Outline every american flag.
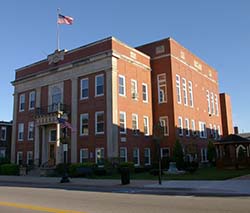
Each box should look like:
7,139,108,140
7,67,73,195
58,14,74,25
58,118,76,132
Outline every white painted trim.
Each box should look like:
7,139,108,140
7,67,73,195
119,111,127,134
142,83,148,103
120,147,127,162
0,127,6,141
19,94,25,112
80,113,89,136
28,91,35,110
143,116,149,136
80,78,89,100
118,75,126,97
95,74,104,97
80,148,89,163
144,148,151,166
95,111,105,134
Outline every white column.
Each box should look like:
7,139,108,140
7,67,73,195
34,87,41,166
56,121,61,164
71,77,78,163
11,92,18,163
41,126,48,164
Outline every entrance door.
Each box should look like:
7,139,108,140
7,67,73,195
48,144,56,166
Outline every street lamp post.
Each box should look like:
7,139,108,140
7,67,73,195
60,127,70,183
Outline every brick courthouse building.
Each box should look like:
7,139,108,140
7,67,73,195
11,37,233,167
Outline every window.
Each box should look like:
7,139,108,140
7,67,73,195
27,151,33,165
0,150,5,158
28,122,34,140
120,147,127,163
1,127,6,141
143,116,149,136
161,147,170,158
49,129,56,142
191,120,196,135
201,148,208,162
157,74,167,103
131,80,138,100
50,86,62,112
185,118,190,136
19,94,25,112
213,125,217,139
17,152,23,165
18,123,24,141
178,116,183,136
144,148,151,166
95,148,104,165
215,94,219,116
119,75,126,96
188,81,193,107
95,111,104,134
217,125,221,139
176,75,181,104
80,78,89,99
29,91,35,110
206,90,211,114
211,92,215,115
132,114,139,134
133,148,140,166
80,148,89,163
182,78,188,106
95,74,104,96
199,121,207,138
159,116,169,136
119,112,126,134
142,83,148,102
80,113,89,135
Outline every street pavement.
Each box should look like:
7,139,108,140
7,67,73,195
0,175,250,196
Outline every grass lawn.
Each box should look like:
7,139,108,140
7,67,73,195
91,167,250,180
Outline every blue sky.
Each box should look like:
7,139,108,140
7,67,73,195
1,0,249,132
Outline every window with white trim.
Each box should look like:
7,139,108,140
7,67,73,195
206,90,211,115
80,148,89,163
132,114,139,131
143,116,149,136
209,123,213,137
185,118,190,136
80,78,89,99
213,125,217,139
215,94,219,116
0,150,5,158
17,151,23,165
201,148,208,162
131,79,138,100
18,123,24,141
49,129,56,142
144,148,151,166
119,75,126,96
199,121,207,138
0,127,6,141
29,91,35,110
27,151,33,165
157,74,167,103
191,120,196,135
28,121,34,141
95,74,104,96
182,78,188,106
133,148,140,166
159,116,169,136
19,94,25,112
217,125,221,139
178,116,183,136
95,111,104,134
176,75,181,104
211,92,215,115
142,83,148,102
188,81,194,107
80,113,89,136
95,148,104,165
120,147,127,163
161,147,170,158
119,112,126,134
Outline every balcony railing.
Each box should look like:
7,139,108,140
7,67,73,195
35,103,70,116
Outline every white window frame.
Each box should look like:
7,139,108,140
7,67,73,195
80,78,89,100
143,116,149,136
17,151,23,165
131,79,138,100
217,125,221,139
49,129,56,142
80,113,89,136
19,94,25,112
201,148,208,162
185,118,190,137
206,90,211,115
211,92,215,115
178,116,183,136
215,94,219,116
18,123,24,141
28,121,34,141
182,78,188,106
161,147,170,158
0,149,6,158
144,148,151,166
119,111,126,134
80,148,89,163
191,119,196,134
118,75,126,96
27,151,33,165
95,111,104,134
133,148,140,166
95,74,104,97
176,75,181,104
188,81,194,107
120,147,127,163
142,83,148,103
1,127,6,141
199,121,207,138
132,113,139,131
213,124,217,139
157,73,167,103
159,116,169,136
95,148,104,165
29,91,35,110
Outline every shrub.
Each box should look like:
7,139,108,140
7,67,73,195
68,162,97,177
0,164,19,175
173,139,184,169
0,158,10,165
118,162,134,173
207,141,216,164
184,161,199,173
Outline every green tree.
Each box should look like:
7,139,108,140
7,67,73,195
173,139,184,169
207,141,216,164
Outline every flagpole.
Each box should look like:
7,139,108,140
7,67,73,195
57,8,60,51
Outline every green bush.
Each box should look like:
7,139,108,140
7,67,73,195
68,162,97,177
0,164,19,175
118,162,134,173
173,139,184,169
0,158,10,165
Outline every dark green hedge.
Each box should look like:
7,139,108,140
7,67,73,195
0,164,19,175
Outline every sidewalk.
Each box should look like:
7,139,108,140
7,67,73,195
0,175,250,196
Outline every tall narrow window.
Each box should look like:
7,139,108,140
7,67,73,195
18,123,24,141
182,78,188,106
80,78,89,99
143,116,149,136
132,114,139,132
17,152,23,165
95,111,104,134
144,148,151,166
133,148,140,166
211,92,215,115
217,125,221,139
159,116,169,136
191,120,196,135
95,148,104,165
157,74,167,103
80,113,89,135
0,127,6,141
213,125,217,139
29,91,35,110
19,94,25,112
176,75,181,104
185,118,190,136
120,147,127,163
206,90,211,114
199,121,207,138
178,116,183,136
27,151,33,165
119,112,126,134
95,74,104,96
188,81,193,107
131,80,138,100
119,75,126,96
80,149,89,163
28,121,34,141
142,83,148,102
215,94,219,116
